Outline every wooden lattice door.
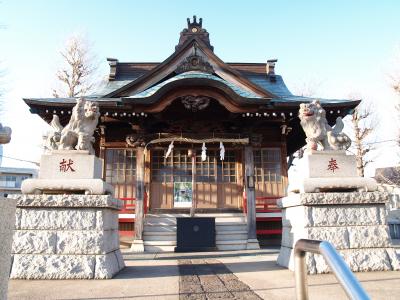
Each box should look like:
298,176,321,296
150,148,242,210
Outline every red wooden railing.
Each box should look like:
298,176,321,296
242,192,281,213
118,193,148,237
242,192,283,236
119,197,136,221
255,197,281,213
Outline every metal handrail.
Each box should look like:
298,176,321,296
294,239,370,300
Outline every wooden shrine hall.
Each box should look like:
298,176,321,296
24,16,359,251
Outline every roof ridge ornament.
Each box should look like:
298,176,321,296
176,16,214,52
187,15,202,28
175,43,214,74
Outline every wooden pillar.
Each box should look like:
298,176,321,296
132,146,145,252
99,125,106,179
244,146,260,249
189,149,196,217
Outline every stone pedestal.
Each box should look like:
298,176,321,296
246,238,261,250
291,151,377,193
21,150,113,195
0,198,16,300
9,194,125,279
277,192,400,274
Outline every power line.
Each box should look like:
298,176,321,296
0,155,39,166
365,139,397,145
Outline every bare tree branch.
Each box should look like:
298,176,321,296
53,34,98,98
350,100,376,177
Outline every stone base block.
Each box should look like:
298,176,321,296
10,194,124,279
277,191,399,274
95,251,126,279
281,225,391,250
301,177,378,193
277,246,400,274
39,150,102,179
21,178,114,195
11,250,125,279
279,192,389,208
0,198,16,300
303,150,358,178
289,151,378,193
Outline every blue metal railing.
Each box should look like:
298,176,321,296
294,239,370,300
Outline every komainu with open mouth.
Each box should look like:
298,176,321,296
299,100,351,151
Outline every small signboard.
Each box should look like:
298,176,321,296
173,182,192,207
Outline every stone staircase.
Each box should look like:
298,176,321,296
143,213,248,252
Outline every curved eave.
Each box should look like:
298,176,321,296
272,98,361,110
120,77,270,106
23,97,123,107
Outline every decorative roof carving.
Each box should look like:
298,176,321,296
176,43,214,74
126,135,146,148
181,95,210,112
176,15,214,51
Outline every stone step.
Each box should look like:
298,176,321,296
216,232,248,241
144,240,247,252
217,243,248,251
215,218,247,223
144,218,246,225
216,239,247,245
143,230,247,241
216,235,248,241
143,234,176,242
143,223,246,230
143,231,176,236
144,240,177,246
216,239,248,251
144,219,177,226
142,214,248,252
216,230,247,235
143,225,177,232
144,245,176,252
216,224,247,231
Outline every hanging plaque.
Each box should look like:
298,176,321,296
173,182,193,207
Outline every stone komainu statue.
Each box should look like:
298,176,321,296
45,98,100,154
299,100,351,151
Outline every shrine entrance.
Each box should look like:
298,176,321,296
149,147,243,210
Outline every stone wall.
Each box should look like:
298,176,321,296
0,198,16,300
277,192,400,274
9,194,125,279
378,184,400,224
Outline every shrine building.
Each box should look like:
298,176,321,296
24,16,359,251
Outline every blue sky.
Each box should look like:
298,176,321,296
1,0,400,175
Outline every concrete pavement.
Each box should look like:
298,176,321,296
8,248,400,300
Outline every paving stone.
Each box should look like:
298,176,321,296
178,258,262,300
